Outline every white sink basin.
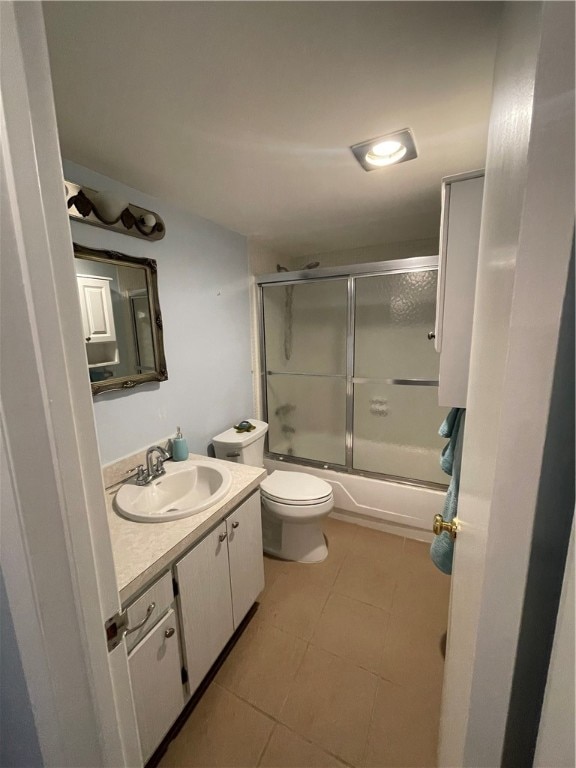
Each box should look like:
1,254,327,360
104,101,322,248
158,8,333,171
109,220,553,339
115,460,232,522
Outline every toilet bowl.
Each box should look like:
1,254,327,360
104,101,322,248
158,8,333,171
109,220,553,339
212,420,333,563
260,471,333,563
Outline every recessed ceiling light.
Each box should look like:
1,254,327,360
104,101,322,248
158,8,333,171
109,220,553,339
350,129,417,172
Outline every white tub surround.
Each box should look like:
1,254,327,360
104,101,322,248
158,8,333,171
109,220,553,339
264,458,444,540
104,453,265,604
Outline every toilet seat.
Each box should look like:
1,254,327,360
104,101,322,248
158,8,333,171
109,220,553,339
260,470,332,505
262,494,333,522
261,489,333,506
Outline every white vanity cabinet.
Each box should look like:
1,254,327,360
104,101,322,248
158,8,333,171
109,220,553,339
128,609,185,763
124,490,264,762
435,171,484,407
175,492,264,695
226,493,265,627
175,521,234,695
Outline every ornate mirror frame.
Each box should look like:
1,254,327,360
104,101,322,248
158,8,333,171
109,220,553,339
73,243,168,396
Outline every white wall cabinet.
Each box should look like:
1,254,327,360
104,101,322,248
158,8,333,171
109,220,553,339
128,609,185,763
435,171,484,407
175,492,264,695
76,274,116,344
76,274,119,367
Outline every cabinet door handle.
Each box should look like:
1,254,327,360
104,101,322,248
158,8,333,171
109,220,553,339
85,336,91,342
218,532,228,542
231,521,240,529
125,602,156,635
427,331,436,340
164,627,175,639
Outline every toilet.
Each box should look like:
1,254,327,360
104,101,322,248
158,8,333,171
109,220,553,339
212,419,333,563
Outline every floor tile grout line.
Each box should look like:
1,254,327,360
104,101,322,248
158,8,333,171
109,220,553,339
278,723,358,768
217,626,429,715
276,639,311,721
330,582,396,614
255,721,276,768
297,641,384,681
216,672,360,768
361,662,382,768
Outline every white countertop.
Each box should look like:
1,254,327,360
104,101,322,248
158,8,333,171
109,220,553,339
105,454,266,605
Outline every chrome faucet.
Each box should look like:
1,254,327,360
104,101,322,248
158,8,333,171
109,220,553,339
135,445,170,485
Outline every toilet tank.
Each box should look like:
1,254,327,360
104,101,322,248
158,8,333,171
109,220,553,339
212,419,268,467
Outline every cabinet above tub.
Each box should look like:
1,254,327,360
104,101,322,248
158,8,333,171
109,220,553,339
435,170,485,408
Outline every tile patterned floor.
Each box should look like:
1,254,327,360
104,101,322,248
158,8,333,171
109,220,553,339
159,517,450,768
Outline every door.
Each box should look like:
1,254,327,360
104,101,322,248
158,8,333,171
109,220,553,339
77,275,116,343
227,493,265,627
353,269,449,484
128,610,185,763
262,278,349,465
439,3,575,765
175,522,234,694
1,3,139,765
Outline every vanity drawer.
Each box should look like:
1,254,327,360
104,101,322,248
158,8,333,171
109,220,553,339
125,571,174,652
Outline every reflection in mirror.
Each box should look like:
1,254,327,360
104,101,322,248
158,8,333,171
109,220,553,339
73,244,168,395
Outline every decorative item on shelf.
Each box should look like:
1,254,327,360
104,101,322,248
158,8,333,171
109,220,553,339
234,420,256,433
65,180,166,241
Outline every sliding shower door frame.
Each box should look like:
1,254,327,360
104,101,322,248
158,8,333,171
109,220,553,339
257,256,447,491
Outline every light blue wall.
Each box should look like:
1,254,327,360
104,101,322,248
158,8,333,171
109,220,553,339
64,161,253,465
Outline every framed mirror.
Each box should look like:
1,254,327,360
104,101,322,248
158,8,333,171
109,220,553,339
73,243,168,395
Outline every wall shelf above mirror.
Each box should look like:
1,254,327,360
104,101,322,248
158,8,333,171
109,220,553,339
73,244,168,396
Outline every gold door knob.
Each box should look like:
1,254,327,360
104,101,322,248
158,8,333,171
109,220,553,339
433,513,458,539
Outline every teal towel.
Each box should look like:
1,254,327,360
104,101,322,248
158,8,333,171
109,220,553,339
430,408,465,575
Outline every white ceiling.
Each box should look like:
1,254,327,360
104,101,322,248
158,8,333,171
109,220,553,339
44,2,502,257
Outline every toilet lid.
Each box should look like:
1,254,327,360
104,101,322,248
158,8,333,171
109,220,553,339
260,471,332,503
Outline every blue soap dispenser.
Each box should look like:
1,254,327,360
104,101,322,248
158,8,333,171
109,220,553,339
172,426,188,462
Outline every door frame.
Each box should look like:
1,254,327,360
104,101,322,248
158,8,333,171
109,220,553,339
1,3,140,765
439,2,575,765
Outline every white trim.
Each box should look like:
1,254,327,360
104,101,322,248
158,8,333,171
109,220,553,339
439,2,575,765
330,510,434,543
1,3,140,765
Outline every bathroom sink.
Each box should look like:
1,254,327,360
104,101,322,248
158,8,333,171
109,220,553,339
115,460,232,522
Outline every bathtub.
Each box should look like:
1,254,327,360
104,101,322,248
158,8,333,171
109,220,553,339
264,456,446,541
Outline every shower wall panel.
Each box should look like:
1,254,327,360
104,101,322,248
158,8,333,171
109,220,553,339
353,271,448,484
263,280,348,464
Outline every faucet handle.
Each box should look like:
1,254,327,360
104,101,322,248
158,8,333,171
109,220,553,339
126,464,148,484
154,457,167,476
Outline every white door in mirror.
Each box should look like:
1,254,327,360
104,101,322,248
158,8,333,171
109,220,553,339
115,460,232,522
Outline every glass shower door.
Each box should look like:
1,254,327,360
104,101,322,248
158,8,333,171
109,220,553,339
262,279,348,465
353,269,449,484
